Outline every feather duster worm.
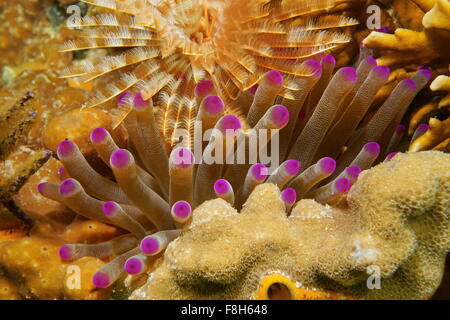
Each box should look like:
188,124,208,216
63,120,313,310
60,0,358,147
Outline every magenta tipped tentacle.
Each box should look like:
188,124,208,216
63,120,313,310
102,201,147,239
90,127,109,145
235,163,269,208
123,93,169,191
319,157,337,175
249,84,259,95
58,245,72,261
385,152,399,162
92,247,140,288
279,60,323,159
109,149,172,230
140,230,181,256
203,96,225,116
37,182,62,202
214,179,235,205
124,254,152,276
315,62,389,161
56,140,130,204
289,66,358,168
247,70,284,127
343,166,362,184
289,157,336,199
269,105,289,127
59,236,138,262
322,54,336,66
281,188,297,213
218,115,242,136
169,147,194,206
90,128,162,196
330,142,381,179
309,177,351,205
110,149,131,169
171,201,192,225
194,115,241,205
251,163,269,181
266,160,300,189
411,124,430,143
133,92,150,108
195,80,215,101
92,272,110,289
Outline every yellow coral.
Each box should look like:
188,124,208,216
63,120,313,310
363,0,450,67
430,72,450,108
409,118,450,151
131,151,449,300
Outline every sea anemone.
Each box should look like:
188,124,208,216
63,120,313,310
37,46,434,293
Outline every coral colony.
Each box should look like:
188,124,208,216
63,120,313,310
0,0,449,300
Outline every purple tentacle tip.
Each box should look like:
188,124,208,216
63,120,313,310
117,91,133,106
376,26,393,34
172,201,191,219
285,160,301,176
57,140,75,159
265,70,284,86
90,128,108,144
322,55,336,65
102,201,117,216
59,179,78,196
364,142,380,156
340,67,357,83
172,147,194,168
203,96,224,115
335,178,351,193
214,179,230,195
396,124,406,134
364,57,378,67
110,149,131,169
416,123,430,134
220,115,241,135
402,79,417,91
195,80,214,97
271,105,289,127
305,59,322,77
125,258,143,275
37,182,47,195
374,65,390,79
93,272,110,288
386,152,399,161
249,84,259,95
282,188,297,204
251,163,268,181
140,236,160,255
319,157,336,175
346,166,362,181
58,245,71,261
418,68,433,81
133,92,149,108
